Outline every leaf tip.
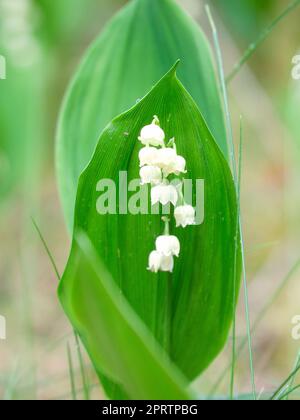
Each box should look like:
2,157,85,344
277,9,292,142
164,60,181,80
172,59,181,74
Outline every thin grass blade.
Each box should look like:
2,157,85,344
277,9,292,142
226,0,300,83
206,5,256,400
66,341,77,401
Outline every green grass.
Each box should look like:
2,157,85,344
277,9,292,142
67,341,77,400
270,364,300,400
209,257,300,396
226,0,300,82
206,5,256,400
31,218,92,401
230,119,243,400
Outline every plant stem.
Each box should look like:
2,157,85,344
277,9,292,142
31,219,91,400
165,274,172,357
270,364,300,400
278,384,300,401
31,217,61,281
75,332,90,401
206,5,256,400
163,217,170,235
67,341,77,400
230,119,243,400
161,215,172,356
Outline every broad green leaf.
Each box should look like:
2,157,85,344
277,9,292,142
0,8,46,199
213,0,274,41
59,63,241,396
59,233,192,400
35,0,126,48
0,0,125,202
56,0,227,228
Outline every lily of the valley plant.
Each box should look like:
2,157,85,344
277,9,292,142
57,4,241,395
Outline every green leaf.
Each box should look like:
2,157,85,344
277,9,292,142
35,0,120,48
0,39,46,199
59,63,241,397
214,0,274,42
59,232,192,400
56,0,227,228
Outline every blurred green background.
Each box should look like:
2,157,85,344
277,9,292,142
0,0,300,399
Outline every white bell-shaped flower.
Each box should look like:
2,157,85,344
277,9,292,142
156,148,177,171
138,147,158,167
140,165,162,185
156,235,180,257
151,184,178,206
148,251,174,273
174,205,196,228
173,155,186,175
159,254,174,272
138,118,165,147
148,251,162,273
156,148,186,176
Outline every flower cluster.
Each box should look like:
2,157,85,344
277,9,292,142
138,116,196,273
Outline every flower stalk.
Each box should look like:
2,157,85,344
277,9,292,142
138,116,196,273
